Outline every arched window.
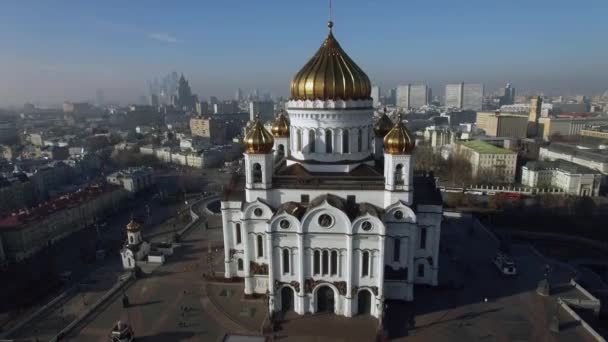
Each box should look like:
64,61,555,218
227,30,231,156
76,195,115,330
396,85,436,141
277,144,285,157
362,251,370,277
308,130,315,152
342,129,349,153
393,238,401,262
257,235,263,257
235,223,242,244
322,250,329,275
417,264,425,277
282,249,290,274
357,128,363,152
253,163,262,183
129,235,134,244
237,258,244,271
313,250,320,275
420,228,427,249
330,251,338,276
395,164,404,185
296,129,302,151
325,130,333,153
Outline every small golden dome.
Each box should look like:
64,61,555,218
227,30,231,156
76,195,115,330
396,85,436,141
126,219,141,232
244,116,274,154
384,119,414,154
290,22,371,101
374,111,393,137
271,111,290,138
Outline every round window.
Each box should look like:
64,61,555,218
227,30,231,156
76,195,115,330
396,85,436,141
279,219,290,229
362,221,372,231
318,214,333,228
394,210,404,220
254,208,263,217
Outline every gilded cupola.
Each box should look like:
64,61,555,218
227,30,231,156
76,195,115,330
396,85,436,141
374,108,393,137
290,21,371,101
244,116,274,154
126,219,141,232
383,117,414,154
271,111,290,138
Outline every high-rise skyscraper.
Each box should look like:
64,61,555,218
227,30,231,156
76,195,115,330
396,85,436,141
527,96,542,138
236,88,243,102
396,84,411,109
371,86,381,107
409,84,430,109
95,89,105,107
396,84,430,110
497,83,515,106
389,88,397,106
445,83,483,111
249,100,275,122
177,74,196,109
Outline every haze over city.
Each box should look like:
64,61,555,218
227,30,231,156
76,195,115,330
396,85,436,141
1,0,607,107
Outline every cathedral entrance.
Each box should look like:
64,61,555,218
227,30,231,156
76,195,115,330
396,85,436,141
281,287,294,312
357,290,371,315
316,286,335,313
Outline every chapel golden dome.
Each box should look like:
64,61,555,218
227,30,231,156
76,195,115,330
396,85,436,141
244,116,274,154
126,219,141,232
384,118,414,154
290,21,371,101
270,111,290,138
374,109,393,137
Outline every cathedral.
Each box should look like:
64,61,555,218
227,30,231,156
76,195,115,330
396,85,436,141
220,20,442,319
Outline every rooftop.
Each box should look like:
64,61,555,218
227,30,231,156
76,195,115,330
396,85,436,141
459,140,515,154
524,159,600,174
545,143,608,163
0,183,122,229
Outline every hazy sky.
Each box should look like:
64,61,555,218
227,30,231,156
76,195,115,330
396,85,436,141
1,0,607,107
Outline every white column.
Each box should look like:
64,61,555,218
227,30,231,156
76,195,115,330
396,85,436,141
265,232,275,312
243,221,253,294
221,210,232,278
297,234,305,314
345,235,354,317
378,236,385,297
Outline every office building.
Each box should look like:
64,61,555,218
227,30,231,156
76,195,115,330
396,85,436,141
196,101,210,116
249,100,275,122
395,84,430,110
497,83,515,106
580,125,608,140
522,160,601,196
537,116,608,141
445,83,483,111
190,116,227,145
476,112,528,138
455,140,517,183
539,143,608,176
214,101,239,114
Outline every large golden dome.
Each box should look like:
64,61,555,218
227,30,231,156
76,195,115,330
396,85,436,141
244,116,274,154
271,111,290,138
290,21,371,101
374,110,393,137
384,119,414,154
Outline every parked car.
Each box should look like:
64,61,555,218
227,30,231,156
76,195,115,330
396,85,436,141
493,251,517,275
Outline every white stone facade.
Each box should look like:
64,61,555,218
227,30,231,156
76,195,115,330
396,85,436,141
220,100,442,319
521,160,602,196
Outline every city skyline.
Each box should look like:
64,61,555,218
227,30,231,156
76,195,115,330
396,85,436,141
1,0,607,106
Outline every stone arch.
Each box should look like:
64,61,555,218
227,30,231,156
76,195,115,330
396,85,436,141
300,204,352,235
352,214,386,235
312,283,339,314
252,162,262,183
384,201,416,223
325,129,333,153
356,288,373,315
308,129,316,153
279,285,296,312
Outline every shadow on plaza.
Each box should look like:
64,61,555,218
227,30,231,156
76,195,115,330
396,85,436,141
384,217,555,339
135,331,198,341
